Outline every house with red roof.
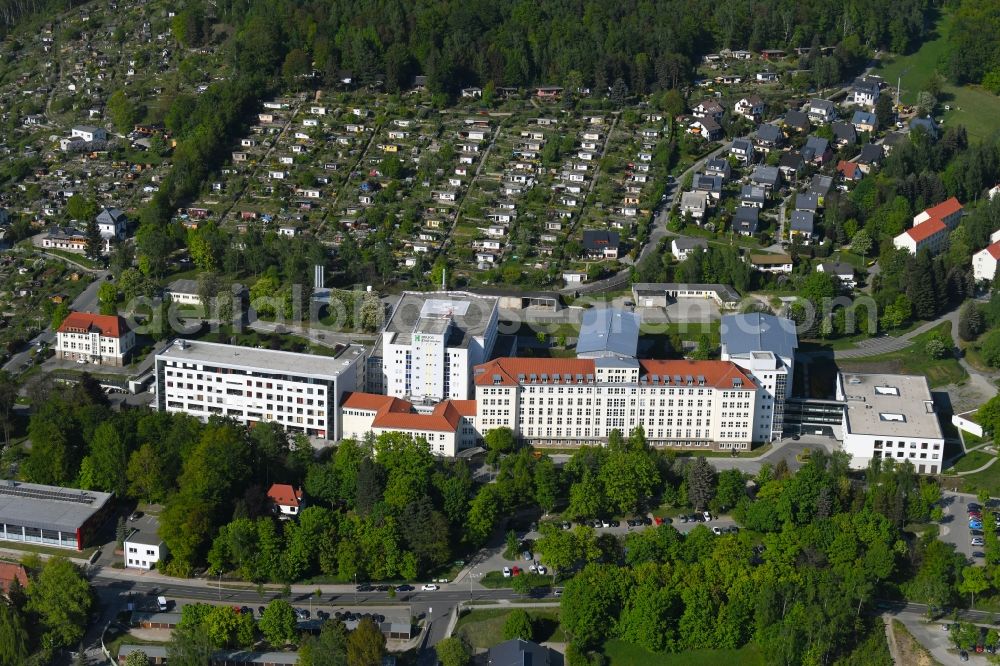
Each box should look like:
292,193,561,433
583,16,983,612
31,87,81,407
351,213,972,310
836,160,863,182
0,562,28,597
973,240,1000,283
55,312,134,366
340,393,479,456
267,484,305,518
893,198,964,256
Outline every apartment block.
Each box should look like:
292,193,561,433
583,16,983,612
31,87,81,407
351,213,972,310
56,312,134,367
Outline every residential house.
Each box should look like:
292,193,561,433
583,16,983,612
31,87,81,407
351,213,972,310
0,563,28,597
832,121,857,147
754,123,783,151
783,110,810,133
733,207,760,236
849,76,881,107
267,484,305,518
789,210,816,242
692,100,725,121
882,131,907,154
704,158,732,181
973,241,1000,283
756,71,779,83
693,173,723,201
802,136,832,164
851,110,878,134
806,99,837,124
856,143,884,173
795,192,819,215
734,95,765,121
836,160,864,182
750,165,781,194
461,87,482,98
582,230,620,259
96,207,127,240
750,253,794,273
671,237,708,261
817,261,857,288
730,137,755,164
681,191,710,220
809,175,834,205
777,151,805,181
909,116,939,139
124,528,167,570
688,117,722,141
739,185,768,209
563,271,587,285
761,49,786,60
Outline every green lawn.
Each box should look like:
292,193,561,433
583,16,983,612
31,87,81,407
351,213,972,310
602,641,766,666
836,322,968,388
873,9,1000,140
945,450,994,474
454,608,564,649
953,460,1000,497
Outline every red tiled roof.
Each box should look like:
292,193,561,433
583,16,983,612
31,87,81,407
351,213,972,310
0,563,27,595
986,241,1000,260
906,217,947,243
923,196,962,221
473,358,753,389
836,160,861,178
267,483,303,508
341,392,474,433
57,312,127,337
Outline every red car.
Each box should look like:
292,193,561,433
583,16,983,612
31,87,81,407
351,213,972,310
511,566,522,576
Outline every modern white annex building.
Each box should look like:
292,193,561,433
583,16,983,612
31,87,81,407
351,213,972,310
368,291,499,402
155,339,365,441
473,358,759,450
720,313,798,442
836,372,944,474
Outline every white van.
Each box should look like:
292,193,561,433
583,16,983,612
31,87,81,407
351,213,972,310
157,596,168,612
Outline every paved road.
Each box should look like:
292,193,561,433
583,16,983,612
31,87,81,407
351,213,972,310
886,602,996,665
2,270,107,375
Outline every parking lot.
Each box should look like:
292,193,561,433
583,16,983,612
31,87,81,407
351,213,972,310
470,512,739,580
939,491,995,562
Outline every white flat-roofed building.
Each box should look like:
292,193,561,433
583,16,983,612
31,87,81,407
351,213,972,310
836,372,944,474
721,313,798,442
474,358,758,451
369,291,499,402
155,339,365,442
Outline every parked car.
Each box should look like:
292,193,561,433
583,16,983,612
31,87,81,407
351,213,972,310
523,550,533,561
968,503,982,511
536,565,547,575
129,511,142,521
609,520,620,527
561,522,572,530
970,520,983,529
712,526,723,535
971,537,985,546
703,511,712,521
502,567,512,578
421,584,439,591
396,584,414,592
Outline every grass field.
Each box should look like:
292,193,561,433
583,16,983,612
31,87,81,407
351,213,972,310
602,641,766,666
945,449,994,474
873,9,1000,140
453,608,564,649
836,322,968,388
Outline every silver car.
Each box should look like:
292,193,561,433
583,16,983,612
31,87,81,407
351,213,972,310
971,537,985,547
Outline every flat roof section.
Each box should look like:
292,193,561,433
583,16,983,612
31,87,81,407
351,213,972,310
156,339,363,379
0,480,112,533
384,291,498,347
839,372,943,439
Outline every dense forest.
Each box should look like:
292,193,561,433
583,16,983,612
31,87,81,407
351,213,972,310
200,0,937,94
946,0,1000,91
